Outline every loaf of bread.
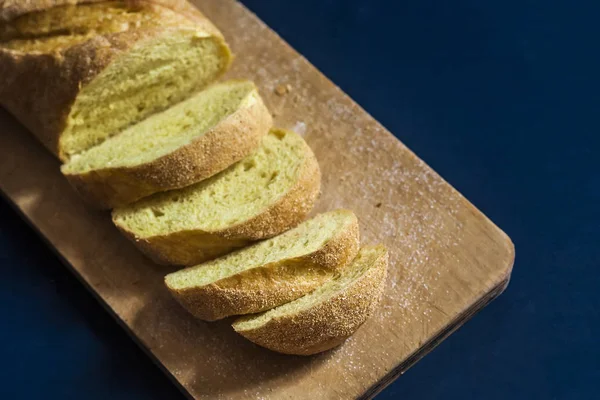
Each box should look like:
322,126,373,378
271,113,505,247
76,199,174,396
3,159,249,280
112,128,321,266
0,0,231,161
61,80,271,209
164,210,360,321
232,245,388,355
1,1,389,356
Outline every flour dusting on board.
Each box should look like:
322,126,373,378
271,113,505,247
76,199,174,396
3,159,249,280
338,126,464,330
326,97,357,122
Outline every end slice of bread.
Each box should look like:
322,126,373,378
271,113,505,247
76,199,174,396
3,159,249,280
232,245,388,355
0,1,232,161
164,210,360,321
61,80,271,209
112,128,321,266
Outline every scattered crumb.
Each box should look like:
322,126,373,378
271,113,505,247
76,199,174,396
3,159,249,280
375,202,382,208
275,86,286,96
274,83,292,96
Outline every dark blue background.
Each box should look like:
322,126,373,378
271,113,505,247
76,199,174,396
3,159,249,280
1,1,598,398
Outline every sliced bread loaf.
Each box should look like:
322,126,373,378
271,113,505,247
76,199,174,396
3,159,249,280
0,0,231,160
61,80,271,209
232,245,388,355
112,128,321,265
164,210,360,321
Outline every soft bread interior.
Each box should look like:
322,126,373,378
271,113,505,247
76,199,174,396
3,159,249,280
62,81,256,173
61,30,229,159
233,245,387,331
0,2,231,159
164,210,357,289
112,129,313,236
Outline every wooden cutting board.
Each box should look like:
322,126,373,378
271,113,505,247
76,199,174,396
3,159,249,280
0,1,515,399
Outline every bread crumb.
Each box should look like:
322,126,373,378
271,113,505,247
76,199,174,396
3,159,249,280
274,84,292,96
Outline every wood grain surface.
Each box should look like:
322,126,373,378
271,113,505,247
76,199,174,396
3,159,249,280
0,1,515,399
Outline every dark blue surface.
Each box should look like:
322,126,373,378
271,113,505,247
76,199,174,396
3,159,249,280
1,1,598,399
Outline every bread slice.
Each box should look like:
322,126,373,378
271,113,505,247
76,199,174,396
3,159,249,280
232,245,388,355
0,1,231,160
61,80,271,209
163,210,360,321
112,128,321,265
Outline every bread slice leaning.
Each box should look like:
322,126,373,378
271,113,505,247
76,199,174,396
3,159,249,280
232,245,388,355
0,0,231,161
112,128,321,266
164,210,360,321
61,80,271,209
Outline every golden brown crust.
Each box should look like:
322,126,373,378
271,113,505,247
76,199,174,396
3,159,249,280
232,246,389,355
113,129,322,265
61,89,273,209
0,1,229,160
0,32,126,157
0,0,216,27
165,213,360,321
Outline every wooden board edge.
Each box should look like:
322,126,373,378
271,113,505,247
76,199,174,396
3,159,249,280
0,190,195,400
360,274,513,400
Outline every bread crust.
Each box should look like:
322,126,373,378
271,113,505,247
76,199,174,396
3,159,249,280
165,212,360,321
112,129,322,265
232,246,389,355
0,0,218,28
0,1,230,160
61,88,273,209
